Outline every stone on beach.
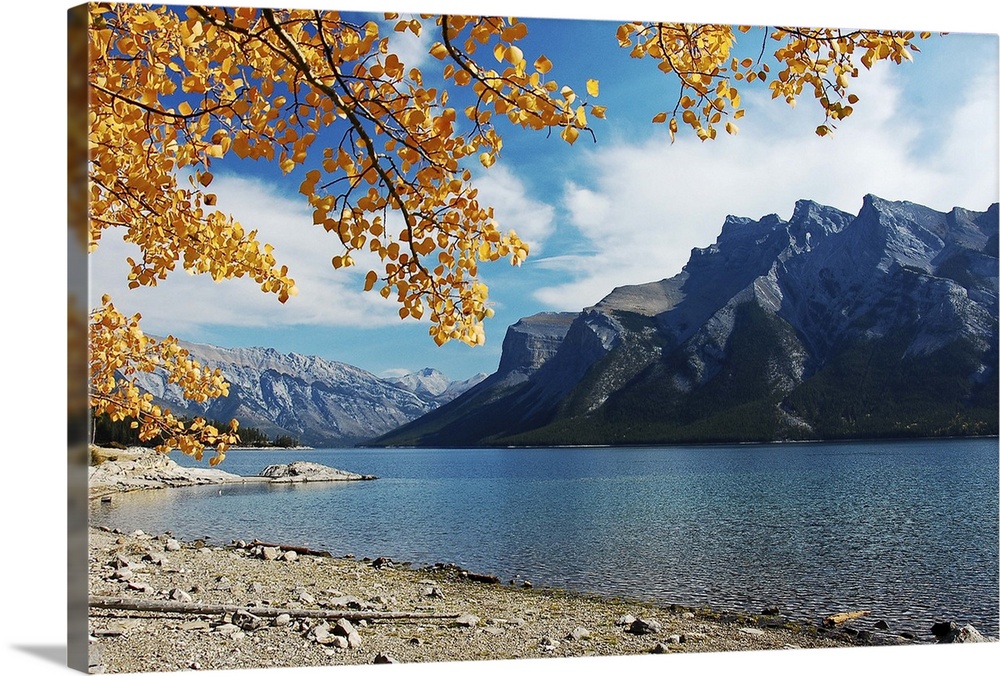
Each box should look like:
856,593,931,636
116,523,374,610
933,622,994,644
232,609,266,632
627,618,662,635
453,613,480,628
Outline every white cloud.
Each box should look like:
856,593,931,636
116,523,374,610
379,367,413,379
88,175,404,336
533,62,999,311
381,16,435,73
473,164,557,253
926,69,1000,208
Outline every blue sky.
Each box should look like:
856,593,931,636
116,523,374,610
87,1,1000,382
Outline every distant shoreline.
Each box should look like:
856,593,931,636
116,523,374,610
225,445,315,451
360,434,999,450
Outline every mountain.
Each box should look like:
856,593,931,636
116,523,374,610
385,368,488,405
129,341,478,447
373,195,999,447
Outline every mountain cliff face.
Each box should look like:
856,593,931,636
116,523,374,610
130,342,478,447
374,195,999,447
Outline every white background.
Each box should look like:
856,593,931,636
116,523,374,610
3,1,997,675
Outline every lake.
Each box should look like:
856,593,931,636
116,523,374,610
89,437,999,638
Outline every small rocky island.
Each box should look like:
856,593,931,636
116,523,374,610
88,446,376,500
259,461,377,483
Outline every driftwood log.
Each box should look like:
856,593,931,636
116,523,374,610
89,596,461,622
822,610,871,627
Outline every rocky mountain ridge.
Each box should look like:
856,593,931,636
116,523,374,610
129,341,481,447
385,368,488,405
374,195,998,447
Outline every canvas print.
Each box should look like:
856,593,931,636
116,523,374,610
72,1,998,674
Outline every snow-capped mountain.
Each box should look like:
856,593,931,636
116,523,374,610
385,368,488,405
129,341,480,447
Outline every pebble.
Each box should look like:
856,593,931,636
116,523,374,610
310,624,336,645
178,620,211,632
539,636,560,652
628,618,661,635
168,588,192,603
125,582,155,594
454,613,480,628
143,552,169,566
232,609,266,631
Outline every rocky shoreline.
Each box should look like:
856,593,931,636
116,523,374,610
88,446,376,500
86,447,995,674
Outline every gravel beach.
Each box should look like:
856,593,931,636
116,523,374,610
88,524,869,674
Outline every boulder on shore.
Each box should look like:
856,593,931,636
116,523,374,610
933,622,995,644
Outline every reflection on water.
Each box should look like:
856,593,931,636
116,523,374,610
90,438,999,637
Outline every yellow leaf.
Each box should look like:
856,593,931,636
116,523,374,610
586,79,599,97
429,42,448,60
652,112,667,124
534,55,552,74
561,126,579,144
364,270,378,291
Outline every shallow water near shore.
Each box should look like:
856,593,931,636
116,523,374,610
90,437,999,638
